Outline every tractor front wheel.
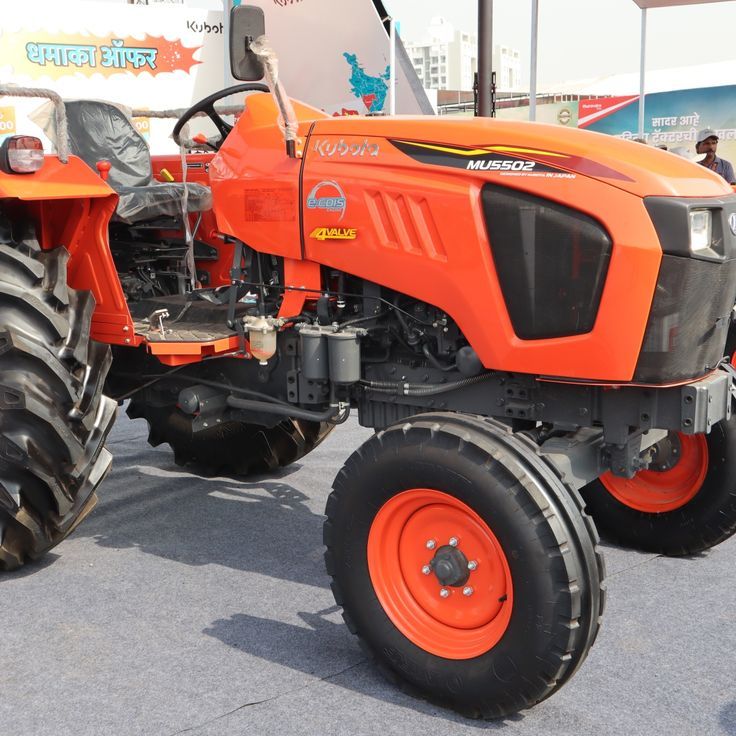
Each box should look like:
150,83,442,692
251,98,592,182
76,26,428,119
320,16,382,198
324,413,605,718
580,418,736,555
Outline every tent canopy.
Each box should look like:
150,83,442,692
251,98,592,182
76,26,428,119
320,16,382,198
631,0,734,133
632,0,731,8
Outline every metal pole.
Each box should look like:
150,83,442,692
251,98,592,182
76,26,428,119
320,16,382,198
223,0,231,88
529,0,539,121
478,0,493,117
389,16,396,115
638,8,647,137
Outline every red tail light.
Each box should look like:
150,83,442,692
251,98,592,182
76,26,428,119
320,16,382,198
0,136,44,174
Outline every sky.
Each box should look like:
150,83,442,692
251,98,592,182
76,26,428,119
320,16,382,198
382,0,736,87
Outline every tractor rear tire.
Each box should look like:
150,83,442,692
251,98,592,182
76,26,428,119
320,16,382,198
0,222,116,570
580,419,736,555
127,394,333,477
324,413,605,718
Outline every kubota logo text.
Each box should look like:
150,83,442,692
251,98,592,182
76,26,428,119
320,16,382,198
313,138,380,158
310,227,357,241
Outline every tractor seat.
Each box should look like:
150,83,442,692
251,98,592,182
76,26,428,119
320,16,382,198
63,100,212,225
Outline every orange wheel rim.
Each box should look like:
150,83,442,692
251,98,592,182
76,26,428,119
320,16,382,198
367,488,513,660
600,433,708,513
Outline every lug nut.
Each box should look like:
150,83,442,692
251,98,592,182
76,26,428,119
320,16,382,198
463,586,474,597
439,588,450,598
467,560,478,571
449,537,458,547
426,539,436,550
421,565,432,575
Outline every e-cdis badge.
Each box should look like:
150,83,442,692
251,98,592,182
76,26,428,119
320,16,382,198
306,180,347,221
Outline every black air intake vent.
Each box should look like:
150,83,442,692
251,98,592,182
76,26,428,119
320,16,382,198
482,184,612,339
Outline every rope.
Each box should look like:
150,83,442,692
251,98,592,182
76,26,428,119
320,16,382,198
0,84,69,162
130,105,243,119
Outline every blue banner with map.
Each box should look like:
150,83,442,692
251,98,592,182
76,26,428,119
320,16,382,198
239,0,431,116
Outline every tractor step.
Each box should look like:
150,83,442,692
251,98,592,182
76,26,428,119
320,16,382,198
129,294,248,343
129,294,250,365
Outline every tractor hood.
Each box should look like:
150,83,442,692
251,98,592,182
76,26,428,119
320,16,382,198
309,116,733,199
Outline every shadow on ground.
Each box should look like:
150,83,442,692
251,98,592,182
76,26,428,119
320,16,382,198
720,701,736,735
202,606,518,730
80,452,331,588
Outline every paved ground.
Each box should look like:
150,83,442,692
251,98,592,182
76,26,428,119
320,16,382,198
2,410,735,736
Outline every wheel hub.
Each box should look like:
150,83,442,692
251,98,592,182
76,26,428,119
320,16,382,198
648,433,682,472
430,544,470,587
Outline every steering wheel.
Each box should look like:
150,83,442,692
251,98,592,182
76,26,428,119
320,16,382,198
172,82,270,151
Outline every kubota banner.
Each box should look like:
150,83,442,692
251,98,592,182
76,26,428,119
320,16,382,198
0,0,430,155
0,0,225,152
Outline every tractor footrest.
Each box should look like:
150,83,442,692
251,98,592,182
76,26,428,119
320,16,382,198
129,294,249,365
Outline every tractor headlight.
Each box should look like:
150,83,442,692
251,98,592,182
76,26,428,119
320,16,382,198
689,209,713,253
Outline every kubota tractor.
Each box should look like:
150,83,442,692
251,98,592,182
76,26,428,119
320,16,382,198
1,6,735,718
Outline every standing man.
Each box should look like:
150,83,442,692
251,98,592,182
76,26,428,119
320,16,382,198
695,128,736,184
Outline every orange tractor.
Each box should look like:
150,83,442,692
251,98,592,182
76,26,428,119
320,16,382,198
1,6,735,718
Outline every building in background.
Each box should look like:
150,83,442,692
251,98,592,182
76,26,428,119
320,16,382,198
493,44,521,92
404,17,476,91
404,16,520,93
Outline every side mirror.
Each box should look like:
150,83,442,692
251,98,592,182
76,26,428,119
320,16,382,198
230,6,266,81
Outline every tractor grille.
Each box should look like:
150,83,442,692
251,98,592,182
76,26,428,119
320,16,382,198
633,254,736,383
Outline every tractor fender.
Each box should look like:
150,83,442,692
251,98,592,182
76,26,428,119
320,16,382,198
0,155,135,345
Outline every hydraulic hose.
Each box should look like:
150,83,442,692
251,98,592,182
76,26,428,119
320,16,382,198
226,395,342,422
421,343,456,372
361,372,494,397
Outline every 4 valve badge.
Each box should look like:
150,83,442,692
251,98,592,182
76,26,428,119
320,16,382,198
310,227,357,241
306,180,347,221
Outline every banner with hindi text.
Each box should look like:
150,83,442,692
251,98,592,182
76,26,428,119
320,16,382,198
579,85,736,163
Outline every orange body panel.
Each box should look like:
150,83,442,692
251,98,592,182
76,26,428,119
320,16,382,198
278,258,321,318
148,335,244,366
210,94,329,260
211,106,734,383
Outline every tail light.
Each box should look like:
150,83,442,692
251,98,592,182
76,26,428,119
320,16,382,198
0,136,44,174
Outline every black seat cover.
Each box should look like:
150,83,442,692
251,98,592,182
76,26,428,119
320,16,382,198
63,100,212,224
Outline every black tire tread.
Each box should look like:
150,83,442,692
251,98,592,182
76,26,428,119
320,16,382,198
581,418,736,555
0,224,116,570
127,393,333,477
